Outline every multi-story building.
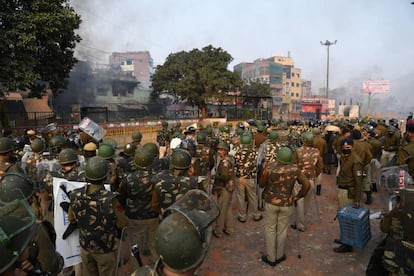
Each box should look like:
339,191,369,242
109,51,153,89
301,80,312,98
234,54,303,119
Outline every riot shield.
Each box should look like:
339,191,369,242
78,117,106,143
378,165,413,211
162,189,220,237
115,227,141,276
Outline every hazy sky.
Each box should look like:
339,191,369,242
71,0,414,93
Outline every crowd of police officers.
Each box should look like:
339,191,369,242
0,114,413,275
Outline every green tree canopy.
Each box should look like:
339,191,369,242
0,0,81,98
240,79,271,108
151,45,243,118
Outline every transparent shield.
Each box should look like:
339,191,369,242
162,189,220,235
115,227,140,276
378,165,413,210
0,197,36,274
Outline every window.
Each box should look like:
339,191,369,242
296,93,299,97
291,93,294,96
126,60,133,65
291,82,295,87
96,87,107,96
296,83,300,87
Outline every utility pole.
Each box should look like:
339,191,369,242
320,40,337,100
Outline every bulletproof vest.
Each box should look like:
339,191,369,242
264,163,298,206
70,186,118,253
235,146,257,178
296,147,318,180
153,172,191,210
124,169,158,220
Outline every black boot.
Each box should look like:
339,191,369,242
316,184,321,196
371,182,378,192
365,191,372,205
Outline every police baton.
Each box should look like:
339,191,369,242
131,244,143,267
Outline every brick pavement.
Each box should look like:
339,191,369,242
198,172,387,276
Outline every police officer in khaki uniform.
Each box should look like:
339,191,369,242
381,126,401,166
212,140,235,238
352,129,373,204
66,156,128,276
259,147,310,266
334,138,364,253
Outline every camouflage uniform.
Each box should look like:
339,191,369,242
151,171,192,214
212,155,235,237
258,161,310,262
293,145,323,231
68,184,127,276
156,128,170,158
194,143,215,191
234,145,262,222
119,166,159,262
380,197,414,275
257,140,280,210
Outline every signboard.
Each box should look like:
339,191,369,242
362,80,390,94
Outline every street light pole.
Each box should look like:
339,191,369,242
320,40,337,99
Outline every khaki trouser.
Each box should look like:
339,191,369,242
380,150,396,167
214,188,234,235
368,158,381,185
294,179,315,231
236,177,261,221
127,217,159,262
337,188,354,209
80,248,117,276
264,203,292,261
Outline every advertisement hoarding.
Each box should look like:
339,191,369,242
362,80,390,94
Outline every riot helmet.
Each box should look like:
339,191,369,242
12,136,26,151
196,131,207,144
156,190,219,274
131,131,143,142
30,138,46,153
58,148,78,165
301,132,314,146
123,143,137,157
268,131,279,141
0,137,14,153
275,147,293,164
134,148,154,169
98,143,116,160
240,134,252,145
48,135,65,150
170,149,192,170
311,128,321,135
142,142,159,159
85,156,109,181
0,173,35,202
